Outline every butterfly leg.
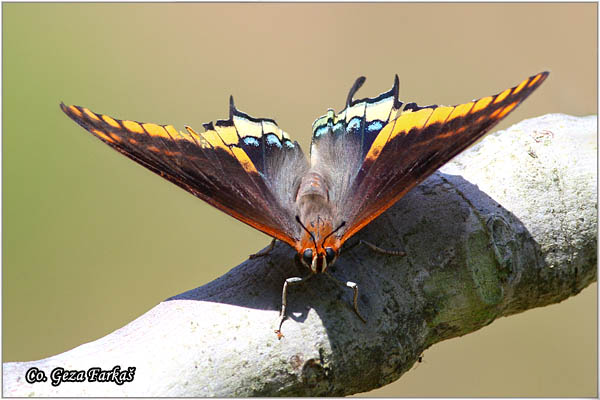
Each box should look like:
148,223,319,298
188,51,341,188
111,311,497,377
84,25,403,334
346,281,367,323
249,238,276,259
324,273,367,323
359,240,406,256
275,274,313,339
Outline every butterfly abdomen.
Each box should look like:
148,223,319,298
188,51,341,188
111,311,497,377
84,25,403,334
296,171,332,218
296,172,330,201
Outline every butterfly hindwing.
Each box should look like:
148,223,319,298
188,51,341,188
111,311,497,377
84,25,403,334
310,72,549,244
309,76,406,212
60,101,308,247
312,76,404,160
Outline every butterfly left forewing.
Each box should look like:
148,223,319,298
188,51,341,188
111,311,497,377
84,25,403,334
61,102,308,248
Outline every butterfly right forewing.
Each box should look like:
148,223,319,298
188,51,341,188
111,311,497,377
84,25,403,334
309,72,549,247
339,72,549,243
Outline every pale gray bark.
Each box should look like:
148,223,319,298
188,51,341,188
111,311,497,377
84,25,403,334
3,114,597,397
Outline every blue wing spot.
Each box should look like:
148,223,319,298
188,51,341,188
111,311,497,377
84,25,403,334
367,120,384,133
283,139,295,149
242,136,260,147
347,117,362,133
333,121,345,135
314,126,329,138
265,134,282,148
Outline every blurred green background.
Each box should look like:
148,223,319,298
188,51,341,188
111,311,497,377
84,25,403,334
3,3,597,396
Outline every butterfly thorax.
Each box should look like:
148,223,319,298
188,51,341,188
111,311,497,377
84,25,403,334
295,171,340,273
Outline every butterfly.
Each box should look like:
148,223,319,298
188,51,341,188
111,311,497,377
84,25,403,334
61,71,548,337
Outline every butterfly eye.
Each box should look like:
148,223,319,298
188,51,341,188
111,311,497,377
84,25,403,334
325,247,336,264
302,249,313,265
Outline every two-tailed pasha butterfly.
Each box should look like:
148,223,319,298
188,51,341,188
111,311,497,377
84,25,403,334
61,71,548,338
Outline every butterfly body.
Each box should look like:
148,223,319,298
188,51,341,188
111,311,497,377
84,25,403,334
295,171,338,271
61,71,548,332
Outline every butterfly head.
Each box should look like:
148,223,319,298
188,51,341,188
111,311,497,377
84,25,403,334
299,246,337,273
295,216,344,273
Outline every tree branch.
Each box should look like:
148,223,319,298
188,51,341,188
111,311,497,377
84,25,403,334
3,114,596,396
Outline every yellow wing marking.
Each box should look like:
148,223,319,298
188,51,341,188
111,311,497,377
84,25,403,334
497,101,519,119
494,88,511,104
142,123,170,139
490,108,503,119
390,108,434,140
164,125,181,139
231,147,259,174
326,109,335,122
423,106,453,128
436,127,465,141
528,73,543,87
345,101,366,122
365,96,395,122
364,119,397,162
184,126,210,148
179,130,201,146
68,105,82,117
102,115,120,128
122,120,145,134
83,108,100,121
233,115,262,138
472,96,493,114
261,120,282,139
214,124,239,145
312,115,328,131
447,102,474,122
474,115,487,124
210,126,259,174
91,128,114,143
202,129,232,153
512,77,529,95
109,133,122,142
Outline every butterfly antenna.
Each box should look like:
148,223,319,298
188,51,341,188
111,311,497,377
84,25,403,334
296,216,318,250
320,221,346,248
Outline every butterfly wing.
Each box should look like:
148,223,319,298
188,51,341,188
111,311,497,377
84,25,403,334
60,98,309,248
311,71,549,246
309,77,403,221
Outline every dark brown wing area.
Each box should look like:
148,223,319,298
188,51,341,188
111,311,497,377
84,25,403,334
329,71,549,243
60,101,309,247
